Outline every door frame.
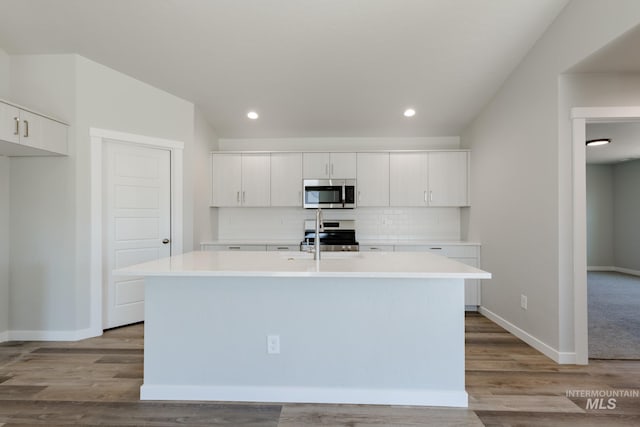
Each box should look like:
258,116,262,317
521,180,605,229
89,128,184,334
571,106,640,364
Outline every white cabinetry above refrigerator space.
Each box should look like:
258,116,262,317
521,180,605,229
0,99,68,156
211,153,271,207
303,152,356,179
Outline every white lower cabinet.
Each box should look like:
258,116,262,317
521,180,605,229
266,244,300,251
359,244,395,252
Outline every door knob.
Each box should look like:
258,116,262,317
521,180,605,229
162,238,170,244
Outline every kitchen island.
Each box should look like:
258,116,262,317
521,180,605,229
117,250,490,407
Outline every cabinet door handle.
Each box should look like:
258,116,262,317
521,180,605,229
430,191,433,202
331,163,334,176
276,247,289,250
237,191,240,203
242,191,246,203
298,190,302,203
424,191,427,202
162,238,170,244
228,246,241,250
358,191,361,202
13,117,19,135
23,120,29,138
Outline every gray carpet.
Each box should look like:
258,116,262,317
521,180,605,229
588,271,640,359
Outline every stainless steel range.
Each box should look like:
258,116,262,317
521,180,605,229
300,219,359,252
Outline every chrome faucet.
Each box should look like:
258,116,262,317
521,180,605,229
314,208,324,261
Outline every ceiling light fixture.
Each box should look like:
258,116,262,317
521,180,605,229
586,138,611,146
247,111,259,120
403,108,416,118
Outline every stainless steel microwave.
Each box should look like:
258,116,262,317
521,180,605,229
303,179,356,209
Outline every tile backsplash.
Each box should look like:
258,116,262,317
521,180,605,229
217,207,461,241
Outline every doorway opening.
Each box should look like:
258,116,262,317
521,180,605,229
572,107,640,364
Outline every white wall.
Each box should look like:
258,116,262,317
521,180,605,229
613,160,640,271
586,165,614,266
74,56,195,328
9,54,77,333
461,0,640,358
0,156,9,337
219,137,459,152
0,48,9,337
193,107,219,245
7,53,197,335
0,48,9,98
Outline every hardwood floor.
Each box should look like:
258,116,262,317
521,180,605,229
1,313,639,426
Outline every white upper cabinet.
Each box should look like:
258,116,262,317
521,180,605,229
303,152,356,179
329,152,356,178
0,102,20,144
389,152,429,206
211,153,242,207
428,151,469,207
357,152,389,207
390,151,469,207
0,99,68,156
211,153,271,207
241,153,271,207
271,152,303,207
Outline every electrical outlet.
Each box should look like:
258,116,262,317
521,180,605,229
520,294,528,310
267,335,280,354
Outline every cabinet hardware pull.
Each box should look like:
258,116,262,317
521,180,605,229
430,191,433,202
430,247,442,250
277,247,288,250
358,191,361,202
23,120,29,137
237,191,240,202
242,191,246,203
162,238,170,244
13,117,19,135
424,191,427,202
298,190,302,202
229,246,241,250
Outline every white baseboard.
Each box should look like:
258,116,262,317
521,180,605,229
587,266,640,277
479,307,576,364
0,330,8,343
8,327,101,342
140,385,469,408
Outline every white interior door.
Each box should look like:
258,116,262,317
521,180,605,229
103,141,171,329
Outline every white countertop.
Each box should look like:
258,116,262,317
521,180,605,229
116,250,491,279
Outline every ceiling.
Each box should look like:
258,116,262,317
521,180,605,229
0,0,569,138
586,122,640,164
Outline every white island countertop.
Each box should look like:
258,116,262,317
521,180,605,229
116,250,491,279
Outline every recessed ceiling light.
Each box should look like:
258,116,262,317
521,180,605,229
403,108,416,118
247,111,259,120
586,138,611,146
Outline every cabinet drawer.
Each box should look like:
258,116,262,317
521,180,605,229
394,244,478,258
201,244,267,251
360,245,395,252
266,244,300,252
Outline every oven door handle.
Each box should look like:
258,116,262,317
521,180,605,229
342,184,346,207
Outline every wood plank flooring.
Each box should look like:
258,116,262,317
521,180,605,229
1,313,639,426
